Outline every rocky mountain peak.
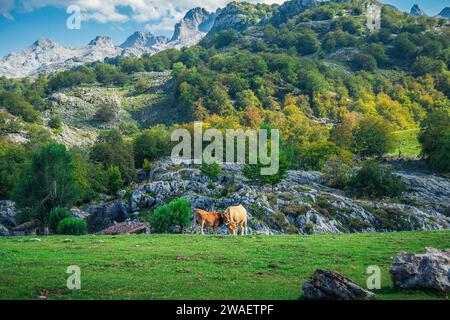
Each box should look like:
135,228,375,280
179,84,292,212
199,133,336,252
120,31,168,49
436,7,450,19
170,7,218,44
88,36,114,47
410,4,427,17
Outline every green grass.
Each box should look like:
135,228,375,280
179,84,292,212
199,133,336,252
0,231,449,300
391,129,421,158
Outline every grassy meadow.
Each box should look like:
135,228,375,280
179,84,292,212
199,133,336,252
0,231,449,300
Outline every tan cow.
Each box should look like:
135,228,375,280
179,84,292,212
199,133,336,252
223,205,248,236
194,209,224,235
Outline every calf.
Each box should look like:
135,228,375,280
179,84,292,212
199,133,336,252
194,209,224,235
223,205,248,236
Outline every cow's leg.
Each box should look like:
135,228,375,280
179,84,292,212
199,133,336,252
200,221,205,235
243,220,248,235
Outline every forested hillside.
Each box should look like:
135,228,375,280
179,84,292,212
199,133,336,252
0,0,449,232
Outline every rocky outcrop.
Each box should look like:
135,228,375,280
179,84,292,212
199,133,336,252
170,8,219,48
302,269,374,300
390,248,450,292
126,159,449,235
86,200,130,232
0,200,17,228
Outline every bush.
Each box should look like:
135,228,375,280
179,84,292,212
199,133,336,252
57,218,87,235
352,116,396,157
323,152,353,189
348,161,405,199
48,114,63,130
200,162,222,180
94,104,116,122
49,207,71,233
298,141,344,171
419,108,450,173
106,166,123,195
150,198,191,233
133,126,171,168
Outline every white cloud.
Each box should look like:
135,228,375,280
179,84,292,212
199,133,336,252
0,0,15,19
2,0,286,26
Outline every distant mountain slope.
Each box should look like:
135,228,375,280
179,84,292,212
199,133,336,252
0,7,218,78
410,4,427,17
436,7,450,19
0,37,120,78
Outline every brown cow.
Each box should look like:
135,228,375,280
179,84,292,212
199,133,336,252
194,209,224,235
223,205,248,236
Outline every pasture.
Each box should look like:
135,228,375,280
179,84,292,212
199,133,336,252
0,231,449,300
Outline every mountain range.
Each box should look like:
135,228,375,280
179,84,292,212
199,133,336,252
0,7,219,78
0,1,449,79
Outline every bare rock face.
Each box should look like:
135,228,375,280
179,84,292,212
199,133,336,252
302,269,374,300
410,4,427,17
390,248,450,292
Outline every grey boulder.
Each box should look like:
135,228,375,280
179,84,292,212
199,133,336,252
390,247,450,292
302,269,374,300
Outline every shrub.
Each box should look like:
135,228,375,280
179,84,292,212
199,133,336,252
323,152,353,189
49,207,71,233
200,162,222,180
57,218,87,235
48,115,63,130
351,53,377,71
106,166,123,195
94,104,116,122
299,141,344,171
419,108,450,173
348,161,405,199
352,116,396,157
134,80,148,94
150,198,191,233
133,126,171,168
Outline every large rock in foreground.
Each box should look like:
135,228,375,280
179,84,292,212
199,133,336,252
390,247,450,292
302,269,374,300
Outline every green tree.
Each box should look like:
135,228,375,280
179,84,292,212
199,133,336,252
57,218,87,235
106,166,123,195
348,161,405,199
243,150,289,190
48,114,63,130
94,104,116,122
296,33,320,55
49,207,71,233
419,108,450,173
13,143,80,226
352,116,396,157
200,162,222,180
91,130,135,183
150,198,191,233
133,126,171,168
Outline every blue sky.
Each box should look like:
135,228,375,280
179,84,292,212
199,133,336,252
0,0,448,57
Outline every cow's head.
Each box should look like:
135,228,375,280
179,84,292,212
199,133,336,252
222,209,232,225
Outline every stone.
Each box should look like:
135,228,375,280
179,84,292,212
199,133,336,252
29,238,42,242
86,200,130,232
0,200,17,228
0,223,10,236
302,269,374,300
390,247,450,292
97,221,150,235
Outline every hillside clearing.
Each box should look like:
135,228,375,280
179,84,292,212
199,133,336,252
0,231,449,300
